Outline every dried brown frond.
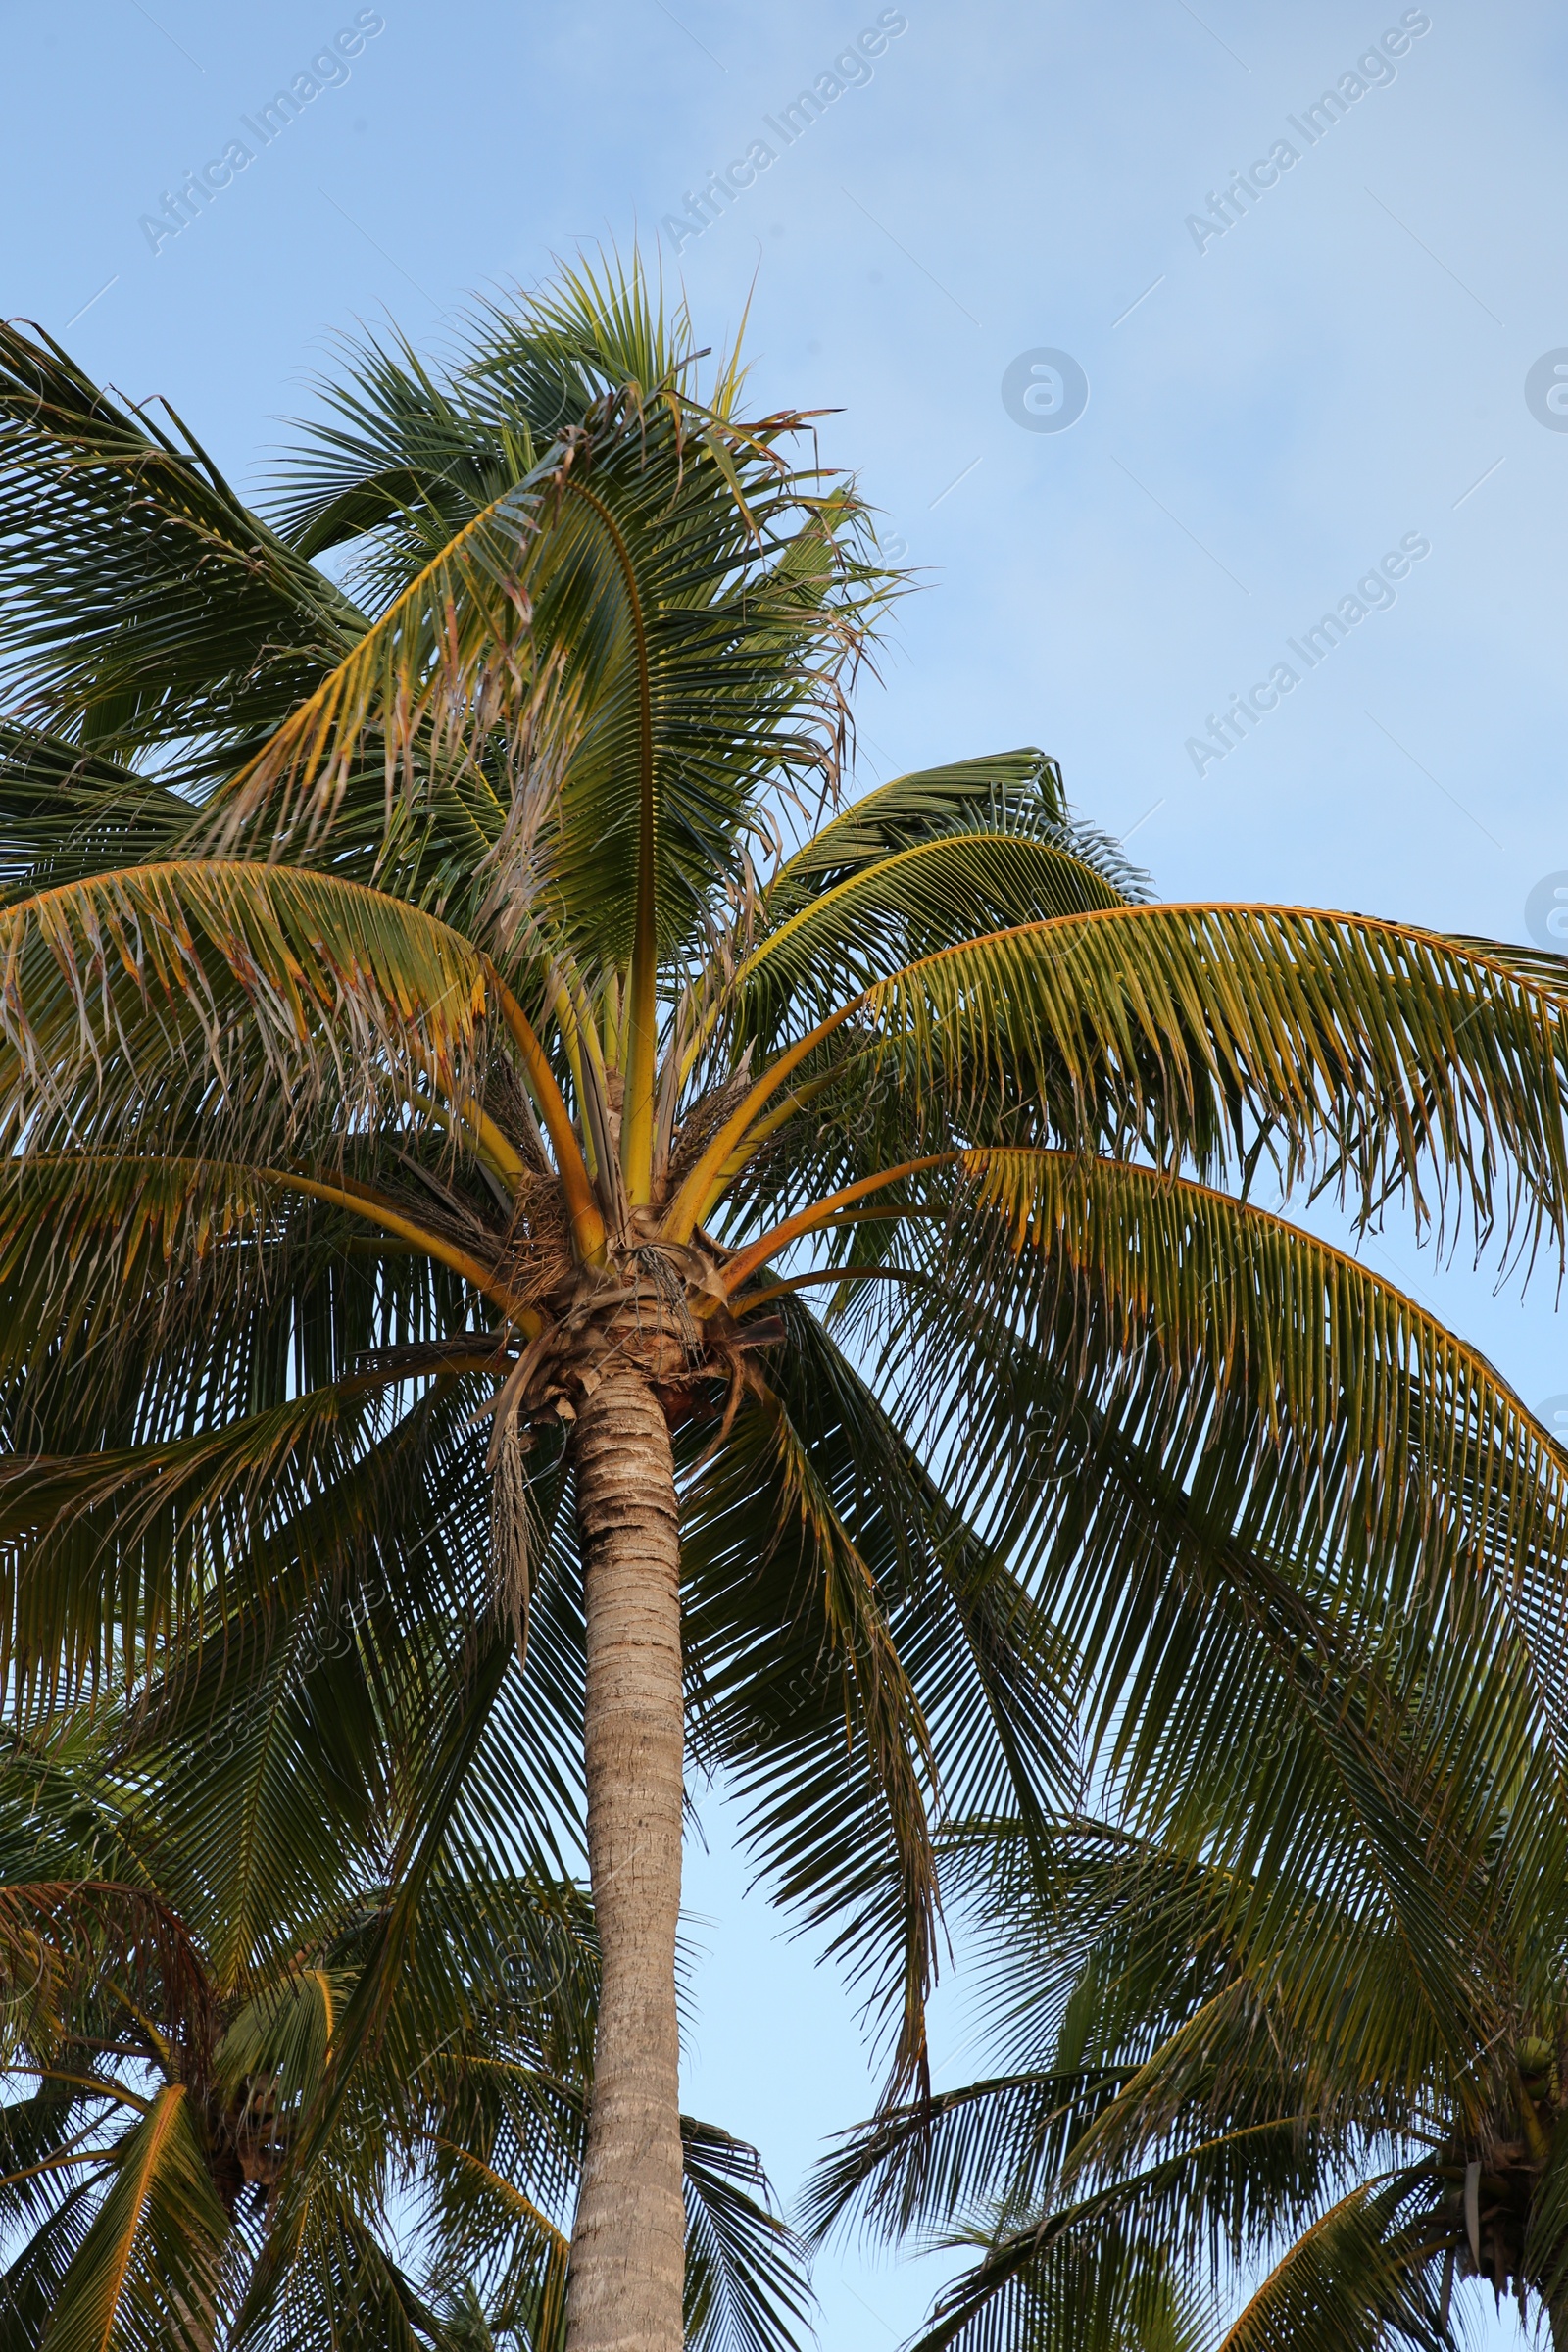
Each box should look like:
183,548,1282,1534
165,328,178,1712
664,1056,756,1200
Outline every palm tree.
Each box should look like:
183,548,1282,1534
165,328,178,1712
0,1705,808,2352
4,253,1568,2348
808,1802,1568,2350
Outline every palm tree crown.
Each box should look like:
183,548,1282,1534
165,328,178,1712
3,254,1568,2348
810,1797,1568,2350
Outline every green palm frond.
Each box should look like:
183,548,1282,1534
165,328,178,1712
229,1615,542,2340
807,1761,1553,2352
0,2182,103,2352
0,724,194,900
803,2070,1121,2249
427,2280,499,2352
0,1147,509,1714
262,2194,449,2352
220,1967,351,2123
197,460,577,869
0,1384,391,1707
768,751,1070,890
760,748,1147,931
727,826,1130,1049
682,1303,1076,2083
679,2119,812,2352
1524,2132,1568,2316
740,1148,1568,1957
267,255,703,575
36,2084,230,2352
0,321,361,775
1217,2180,1445,2352
132,1491,562,1991
902,2194,1216,2352
834,906,1568,1264
0,864,494,1163
227,268,892,979
420,2129,572,2350
267,328,531,576
0,1143,481,1432
873,1143,1568,1652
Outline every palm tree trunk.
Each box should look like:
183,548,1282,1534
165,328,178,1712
564,1366,686,2352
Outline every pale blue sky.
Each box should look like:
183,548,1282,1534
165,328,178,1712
6,1,1564,2340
